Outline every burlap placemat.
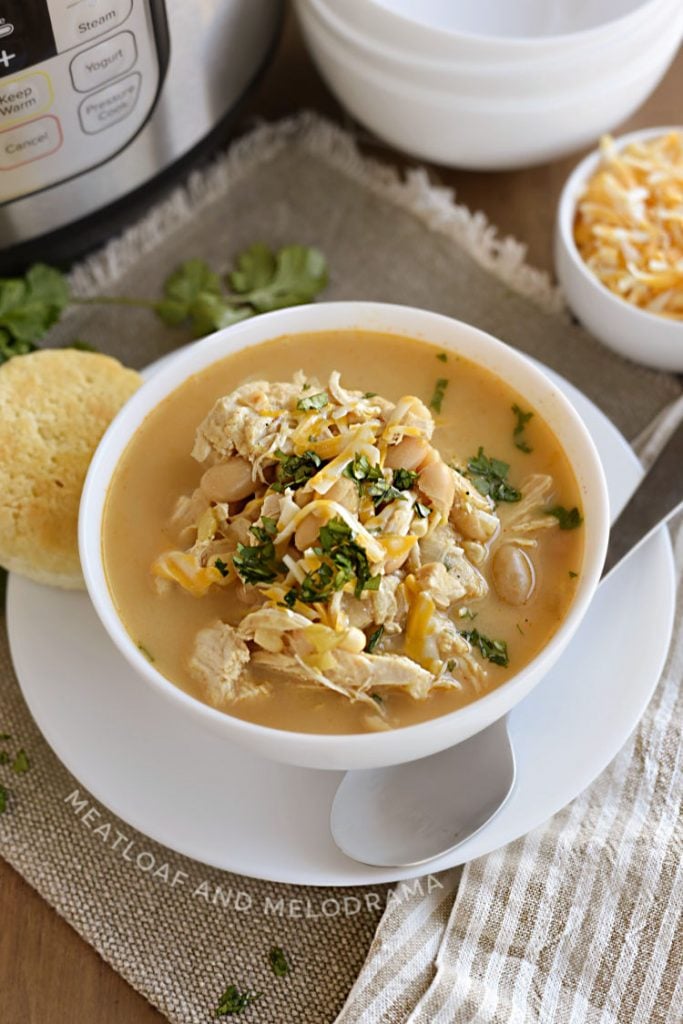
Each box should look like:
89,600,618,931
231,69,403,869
1,114,681,1024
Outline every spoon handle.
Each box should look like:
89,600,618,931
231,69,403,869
602,417,683,579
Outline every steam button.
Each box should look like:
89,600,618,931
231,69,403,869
51,0,133,54
78,71,140,133
70,31,137,93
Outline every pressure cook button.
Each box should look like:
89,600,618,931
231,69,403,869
78,71,140,134
51,0,133,54
70,31,136,93
0,115,62,169
0,71,53,127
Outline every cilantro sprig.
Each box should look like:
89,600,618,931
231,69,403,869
429,377,449,414
344,455,419,511
0,244,328,364
466,448,521,503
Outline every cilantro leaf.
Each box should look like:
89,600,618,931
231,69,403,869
545,505,583,530
272,449,322,492
233,245,328,312
215,985,261,1017
229,242,277,294
512,403,534,453
296,391,328,412
462,629,509,667
466,448,521,503
233,517,282,585
11,749,29,774
154,259,223,330
269,946,290,977
429,377,449,414
436,352,448,363
366,625,384,653
0,264,69,355
0,783,7,815
392,468,419,491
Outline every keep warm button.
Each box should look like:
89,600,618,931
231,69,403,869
78,71,140,134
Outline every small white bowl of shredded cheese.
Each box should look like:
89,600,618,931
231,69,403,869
555,127,683,372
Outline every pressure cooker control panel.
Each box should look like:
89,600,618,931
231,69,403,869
0,0,163,204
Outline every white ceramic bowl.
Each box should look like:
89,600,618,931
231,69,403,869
329,0,673,62
80,302,610,771
296,0,683,168
309,0,680,93
556,127,683,373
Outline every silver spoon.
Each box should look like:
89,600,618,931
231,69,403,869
331,418,683,867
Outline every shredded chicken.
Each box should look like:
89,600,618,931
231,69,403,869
189,621,261,704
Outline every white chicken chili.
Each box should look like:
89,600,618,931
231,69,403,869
103,331,584,734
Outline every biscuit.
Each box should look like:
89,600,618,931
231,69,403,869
0,349,141,589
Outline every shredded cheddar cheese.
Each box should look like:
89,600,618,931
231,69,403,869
574,132,683,319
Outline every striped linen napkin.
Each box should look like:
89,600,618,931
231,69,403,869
338,410,683,1024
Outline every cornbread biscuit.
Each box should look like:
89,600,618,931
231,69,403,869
0,349,141,589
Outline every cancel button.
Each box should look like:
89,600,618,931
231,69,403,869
78,72,140,134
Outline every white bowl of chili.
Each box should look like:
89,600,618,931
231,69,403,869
80,303,609,770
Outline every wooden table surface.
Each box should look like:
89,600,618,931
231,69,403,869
2,11,681,1024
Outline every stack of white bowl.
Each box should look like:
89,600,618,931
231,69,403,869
295,0,683,169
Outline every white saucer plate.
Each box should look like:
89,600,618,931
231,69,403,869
7,363,676,885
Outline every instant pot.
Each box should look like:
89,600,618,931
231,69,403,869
0,0,282,270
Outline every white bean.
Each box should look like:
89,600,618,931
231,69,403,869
200,458,254,503
492,545,535,605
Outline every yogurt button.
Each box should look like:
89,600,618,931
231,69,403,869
78,71,140,133
70,31,137,92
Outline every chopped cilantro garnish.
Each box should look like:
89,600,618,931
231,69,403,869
137,643,155,663
371,692,384,706
269,946,290,977
429,377,449,414
0,751,8,765
466,448,521,503
296,391,328,412
272,449,322,492
11,749,29,774
414,501,430,519
462,628,509,667
366,625,384,653
512,403,534,453
283,588,297,608
363,391,378,398
392,467,419,491
0,733,11,741
446,659,457,673
215,985,261,1017
436,352,448,363
289,517,380,603
546,505,583,530
344,454,403,510
568,570,579,578
214,557,230,577
233,517,283,585
0,783,7,815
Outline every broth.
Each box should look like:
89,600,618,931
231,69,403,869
103,331,584,734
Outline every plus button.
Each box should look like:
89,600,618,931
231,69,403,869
0,49,16,69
